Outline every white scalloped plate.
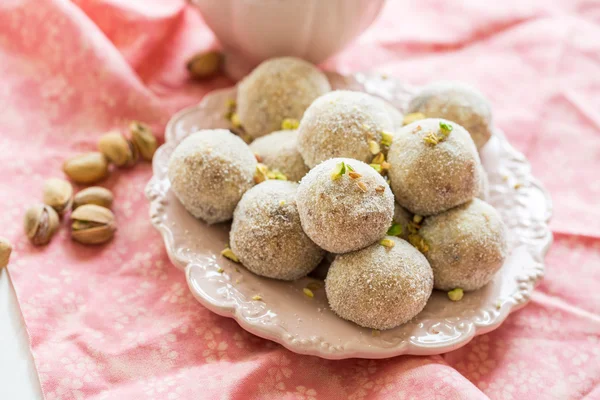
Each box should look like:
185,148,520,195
145,73,552,359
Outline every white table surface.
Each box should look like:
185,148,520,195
0,268,43,399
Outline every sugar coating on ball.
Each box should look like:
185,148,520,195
393,203,413,241
387,118,481,216
407,81,493,150
237,57,331,138
168,129,256,224
325,237,434,330
297,90,394,168
249,130,309,182
297,158,394,254
477,167,489,201
419,199,508,291
230,180,325,280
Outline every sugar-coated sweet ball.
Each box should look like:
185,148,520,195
325,236,434,330
230,180,325,280
168,129,257,224
237,57,331,138
477,167,489,201
297,158,394,254
297,91,394,168
407,81,493,150
392,203,413,241
387,118,481,216
249,130,309,182
419,198,508,291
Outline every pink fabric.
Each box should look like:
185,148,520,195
1,0,599,398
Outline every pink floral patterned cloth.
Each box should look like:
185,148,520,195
1,0,599,399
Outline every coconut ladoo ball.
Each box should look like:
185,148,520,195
419,198,508,292
476,167,490,201
325,237,434,330
249,130,309,182
236,57,331,139
168,129,257,224
297,90,394,168
407,81,493,150
230,180,325,280
297,158,394,254
387,118,481,216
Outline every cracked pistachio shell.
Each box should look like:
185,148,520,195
129,121,158,161
71,204,116,245
24,204,60,246
73,187,113,209
98,131,138,167
43,178,73,215
63,152,109,184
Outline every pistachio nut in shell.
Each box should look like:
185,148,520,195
186,50,223,79
0,237,12,269
129,121,157,161
98,131,137,167
63,152,108,184
73,186,114,209
71,204,116,245
24,204,60,246
43,178,73,215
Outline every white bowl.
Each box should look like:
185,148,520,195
190,0,385,78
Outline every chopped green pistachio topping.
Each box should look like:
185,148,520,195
254,164,269,184
408,233,429,253
514,183,522,189
252,294,263,301
413,215,423,224
368,140,381,155
380,238,395,248
448,288,464,302
345,163,355,172
331,161,347,180
221,248,240,263
380,161,391,171
356,181,368,192
387,223,403,237
281,118,299,130
372,152,385,165
279,199,286,206
217,267,224,273
439,121,454,133
225,99,236,109
267,169,288,180
303,288,314,298
370,163,382,173
423,131,441,146
381,131,394,147
402,112,426,126
348,171,362,180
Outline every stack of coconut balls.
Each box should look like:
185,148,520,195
168,57,508,331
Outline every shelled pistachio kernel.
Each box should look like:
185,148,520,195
266,169,288,181
130,121,158,161
372,153,385,165
73,186,113,210
42,178,73,216
348,171,362,180
448,288,464,301
438,121,454,136
413,215,423,224
24,204,60,246
254,163,269,184
221,247,239,263
303,288,314,298
386,223,402,236
330,161,347,180
98,131,137,167
230,113,242,128
370,164,382,173
252,294,263,301
408,233,429,253
0,237,13,269
379,238,395,248
402,112,425,126
281,118,299,130
368,140,381,155
70,204,116,245
63,152,109,184
381,131,394,147
186,50,223,79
